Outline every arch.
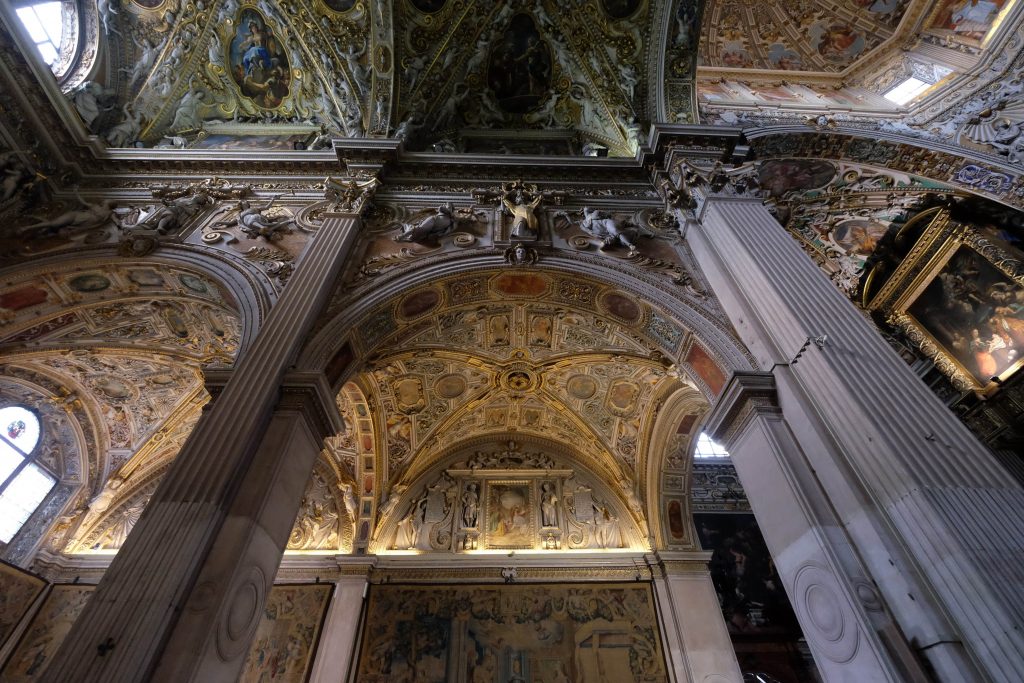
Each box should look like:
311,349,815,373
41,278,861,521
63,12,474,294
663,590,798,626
0,246,273,358
301,254,754,381
370,434,649,555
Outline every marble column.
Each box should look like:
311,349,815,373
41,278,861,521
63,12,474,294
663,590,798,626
41,190,375,683
687,191,1024,682
307,558,376,683
652,551,744,683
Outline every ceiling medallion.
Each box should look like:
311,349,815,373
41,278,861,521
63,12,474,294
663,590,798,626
500,366,541,393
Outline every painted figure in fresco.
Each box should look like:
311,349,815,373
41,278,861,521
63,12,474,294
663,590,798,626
816,25,862,61
951,0,999,33
241,20,272,77
0,152,34,203
18,195,116,238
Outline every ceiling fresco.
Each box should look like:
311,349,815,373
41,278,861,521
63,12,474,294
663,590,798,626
698,0,912,73
38,0,694,154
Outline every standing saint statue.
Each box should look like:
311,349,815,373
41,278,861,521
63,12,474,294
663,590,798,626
462,483,479,528
540,482,558,527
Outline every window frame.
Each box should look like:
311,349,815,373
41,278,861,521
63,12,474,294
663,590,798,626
10,0,83,83
0,404,57,544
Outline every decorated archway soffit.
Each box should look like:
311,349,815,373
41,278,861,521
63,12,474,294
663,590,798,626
49,0,695,153
333,269,725,492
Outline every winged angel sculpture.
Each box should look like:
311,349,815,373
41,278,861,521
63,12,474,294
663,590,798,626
557,207,652,252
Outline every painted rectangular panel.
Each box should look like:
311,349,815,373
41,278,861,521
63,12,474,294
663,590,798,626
1,584,95,681
355,582,668,682
0,561,46,652
239,583,333,683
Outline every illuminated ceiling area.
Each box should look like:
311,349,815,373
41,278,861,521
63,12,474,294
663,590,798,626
21,266,727,560
320,269,722,556
0,258,241,561
695,0,1024,148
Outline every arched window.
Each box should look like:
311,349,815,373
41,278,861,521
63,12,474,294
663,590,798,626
0,406,55,543
693,431,730,459
13,0,79,79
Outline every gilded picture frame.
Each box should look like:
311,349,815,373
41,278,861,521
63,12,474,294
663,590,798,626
868,210,1024,394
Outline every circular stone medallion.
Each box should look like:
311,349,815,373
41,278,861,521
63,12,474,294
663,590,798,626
434,374,467,399
566,374,598,399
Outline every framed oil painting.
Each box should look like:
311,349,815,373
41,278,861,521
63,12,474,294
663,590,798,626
1,584,95,682
238,583,332,683
228,9,291,110
0,561,46,651
869,210,1024,393
355,582,668,682
485,481,535,549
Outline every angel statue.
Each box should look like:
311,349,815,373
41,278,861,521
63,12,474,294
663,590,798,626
216,194,294,240
18,194,116,238
575,207,645,252
395,203,456,244
502,183,543,240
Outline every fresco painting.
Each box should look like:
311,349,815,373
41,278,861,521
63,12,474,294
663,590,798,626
229,9,291,109
0,562,46,651
758,159,837,197
810,23,866,63
928,0,1007,40
486,482,534,548
355,583,668,682
907,245,1024,385
488,14,553,114
1,585,95,682
238,584,332,683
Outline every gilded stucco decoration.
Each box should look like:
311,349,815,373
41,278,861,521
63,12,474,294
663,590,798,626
372,442,649,554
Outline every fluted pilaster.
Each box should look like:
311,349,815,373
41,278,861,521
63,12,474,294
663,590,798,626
689,194,1024,682
41,210,364,683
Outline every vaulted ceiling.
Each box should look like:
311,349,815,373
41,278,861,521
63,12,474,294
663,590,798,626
49,0,692,154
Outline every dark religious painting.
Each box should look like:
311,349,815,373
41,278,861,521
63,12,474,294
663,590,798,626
410,0,447,11
693,514,799,636
907,245,1024,385
229,9,290,109
355,583,668,682
601,0,642,19
131,0,164,7
488,14,553,114
323,0,356,11
757,159,836,198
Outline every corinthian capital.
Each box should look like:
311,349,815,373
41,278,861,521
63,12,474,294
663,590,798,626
322,173,382,215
